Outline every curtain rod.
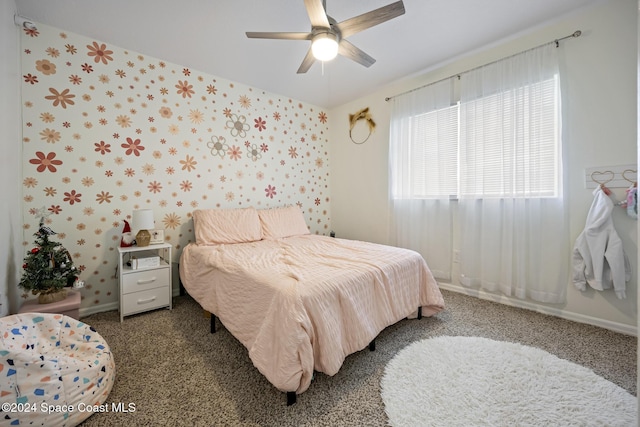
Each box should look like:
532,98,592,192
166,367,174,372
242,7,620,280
385,30,581,102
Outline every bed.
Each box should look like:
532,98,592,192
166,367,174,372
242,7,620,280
179,206,444,404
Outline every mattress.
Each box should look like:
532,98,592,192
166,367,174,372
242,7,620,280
179,234,444,394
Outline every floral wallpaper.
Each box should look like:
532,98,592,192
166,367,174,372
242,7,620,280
19,23,331,310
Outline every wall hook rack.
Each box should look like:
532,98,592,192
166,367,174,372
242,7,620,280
585,165,637,189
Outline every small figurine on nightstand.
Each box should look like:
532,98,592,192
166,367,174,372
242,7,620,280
120,220,135,248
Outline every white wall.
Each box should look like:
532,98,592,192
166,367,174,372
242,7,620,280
329,0,638,334
0,1,22,315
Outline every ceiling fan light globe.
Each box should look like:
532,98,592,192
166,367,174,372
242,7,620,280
312,33,339,61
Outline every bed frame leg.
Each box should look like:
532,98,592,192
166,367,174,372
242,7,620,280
417,306,422,320
286,391,296,406
369,339,376,351
179,277,186,296
210,314,216,334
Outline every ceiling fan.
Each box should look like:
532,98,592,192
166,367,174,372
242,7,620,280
246,0,405,74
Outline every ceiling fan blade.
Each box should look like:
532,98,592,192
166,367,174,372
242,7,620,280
336,1,405,39
246,32,313,40
297,48,316,74
338,40,376,68
304,0,330,28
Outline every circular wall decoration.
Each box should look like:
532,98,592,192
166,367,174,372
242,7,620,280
348,107,376,144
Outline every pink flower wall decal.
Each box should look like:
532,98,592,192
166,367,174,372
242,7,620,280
148,181,163,194
23,74,38,84
87,41,114,64
180,155,197,172
45,87,75,109
265,185,277,199
94,141,111,154
121,137,145,156
23,27,39,37
163,213,181,229
96,191,113,204
176,80,194,98
35,59,56,75
227,145,242,161
29,151,63,172
63,190,82,205
254,116,266,131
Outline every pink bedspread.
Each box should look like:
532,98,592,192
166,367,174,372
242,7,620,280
179,235,444,394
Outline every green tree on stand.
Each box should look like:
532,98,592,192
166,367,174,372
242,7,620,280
19,212,77,304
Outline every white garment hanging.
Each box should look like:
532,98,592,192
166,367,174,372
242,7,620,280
572,186,631,299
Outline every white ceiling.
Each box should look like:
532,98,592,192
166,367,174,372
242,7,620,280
15,0,602,108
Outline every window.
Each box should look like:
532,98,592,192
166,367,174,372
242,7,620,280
392,74,560,199
408,104,458,198
460,75,560,198
390,43,568,304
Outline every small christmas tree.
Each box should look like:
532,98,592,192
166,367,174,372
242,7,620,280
19,213,77,303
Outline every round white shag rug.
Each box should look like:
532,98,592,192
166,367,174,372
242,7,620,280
381,336,637,427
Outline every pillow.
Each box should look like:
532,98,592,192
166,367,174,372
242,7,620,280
193,207,262,245
259,206,310,239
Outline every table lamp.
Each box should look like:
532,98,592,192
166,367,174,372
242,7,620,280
132,209,154,247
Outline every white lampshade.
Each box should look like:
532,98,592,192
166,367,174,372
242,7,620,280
132,209,154,231
311,32,339,61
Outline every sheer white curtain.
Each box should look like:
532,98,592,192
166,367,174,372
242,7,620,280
389,79,455,280
458,44,569,303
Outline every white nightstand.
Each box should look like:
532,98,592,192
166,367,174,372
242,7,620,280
117,243,172,322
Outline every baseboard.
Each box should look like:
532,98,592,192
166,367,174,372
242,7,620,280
79,301,119,318
438,282,637,337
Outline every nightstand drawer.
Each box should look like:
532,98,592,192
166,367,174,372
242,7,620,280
122,286,170,315
122,268,170,294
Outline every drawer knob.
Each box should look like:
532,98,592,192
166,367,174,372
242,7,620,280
136,277,156,285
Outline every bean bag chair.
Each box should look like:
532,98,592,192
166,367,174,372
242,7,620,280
0,313,115,426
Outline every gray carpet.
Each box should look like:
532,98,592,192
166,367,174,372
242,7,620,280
80,290,636,426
